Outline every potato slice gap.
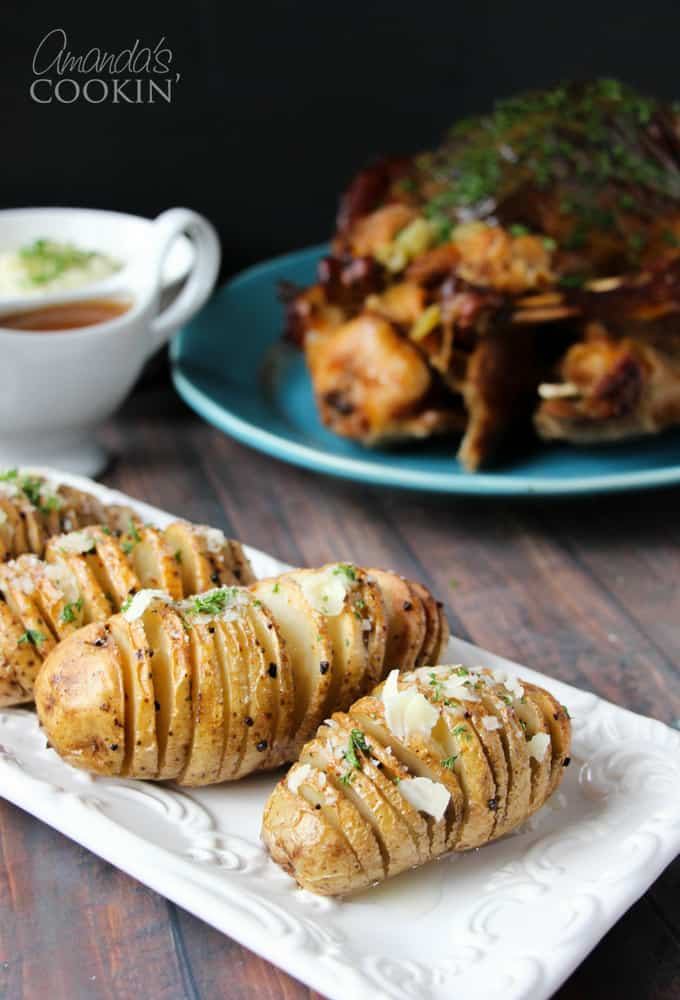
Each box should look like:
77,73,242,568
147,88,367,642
45,536,112,622
317,719,420,876
139,603,192,780
297,746,385,882
163,522,244,595
357,573,388,690
231,611,274,777
129,526,183,600
523,683,571,796
34,621,126,777
180,621,225,786
0,600,40,705
334,714,431,863
107,614,159,779
409,580,440,667
247,598,292,764
368,570,426,671
214,618,250,780
477,684,531,837
57,486,109,528
227,540,256,585
350,696,463,853
513,691,552,814
0,564,57,659
0,496,28,555
87,526,142,608
251,576,334,747
286,567,368,719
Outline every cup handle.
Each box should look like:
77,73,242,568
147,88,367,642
146,208,221,356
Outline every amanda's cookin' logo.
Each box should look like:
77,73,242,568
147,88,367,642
30,28,180,104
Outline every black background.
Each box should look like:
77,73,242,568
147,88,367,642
2,1,679,277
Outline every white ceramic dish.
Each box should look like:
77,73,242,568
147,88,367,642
1,468,679,1000
0,209,220,477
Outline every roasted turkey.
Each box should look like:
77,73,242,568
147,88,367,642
284,80,680,469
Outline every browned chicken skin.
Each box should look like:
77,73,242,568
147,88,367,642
286,80,680,469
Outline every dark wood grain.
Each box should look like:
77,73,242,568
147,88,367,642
0,380,678,1000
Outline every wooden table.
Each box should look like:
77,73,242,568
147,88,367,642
1,381,679,1000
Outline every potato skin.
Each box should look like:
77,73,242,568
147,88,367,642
262,782,364,896
262,666,572,896
34,622,125,777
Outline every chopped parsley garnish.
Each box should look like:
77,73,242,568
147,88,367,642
441,755,458,769
452,724,471,740
509,223,530,237
174,549,182,564
333,563,357,582
272,582,280,594
340,728,371,783
121,519,142,554
191,588,238,616
60,598,83,624
18,629,46,646
19,239,98,285
429,671,445,701
121,595,133,612
0,468,18,481
561,704,571,719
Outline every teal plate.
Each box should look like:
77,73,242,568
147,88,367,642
171,244,680,496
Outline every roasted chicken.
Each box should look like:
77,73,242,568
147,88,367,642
285,80,680,469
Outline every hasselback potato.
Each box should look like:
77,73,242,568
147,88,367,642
0,520,254,706
0,470,138,559
35,564,448,784
261,664,571,895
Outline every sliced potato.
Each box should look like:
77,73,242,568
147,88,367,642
45,535,113,623
356,572,388,690
129,526,183,599
0,600,39,705
512,690,552,815
296,746,385,883
214,618,249,780
351,695,464,852
368,570,426,671
107,613,158,779
251,575,334,747
408,580,440,667
87,526,142,608
180,621,225,786
317,718,421,876
140,603,192,780
477,683,531,838
334,713,431,863
0,563,57,659
522,682,570,797
230,611,273,778
286,567,368,719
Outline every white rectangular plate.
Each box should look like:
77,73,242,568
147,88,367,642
1,469,679,1000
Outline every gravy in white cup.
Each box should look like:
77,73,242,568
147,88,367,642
0,298,132,332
